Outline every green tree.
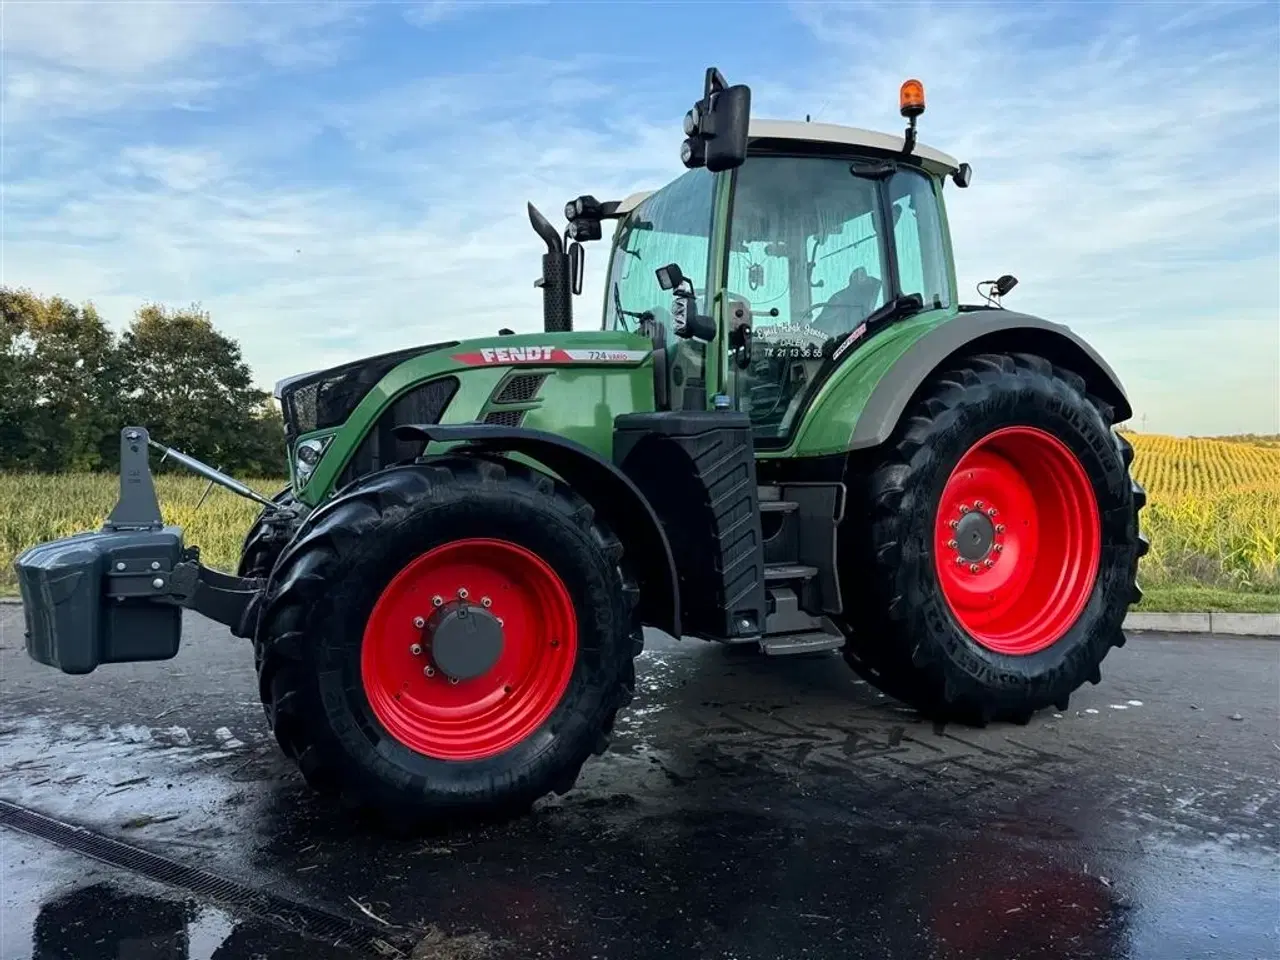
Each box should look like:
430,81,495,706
0,288,39,467
117,303,282,474
0,287,120,471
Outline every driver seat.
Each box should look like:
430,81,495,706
812,268,882,336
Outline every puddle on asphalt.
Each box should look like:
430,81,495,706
21,881,364,960
0,829,364,960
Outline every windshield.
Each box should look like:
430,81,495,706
604,169,714,332
728,156,950,443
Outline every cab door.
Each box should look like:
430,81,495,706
723,155,890,445
723,155,954,448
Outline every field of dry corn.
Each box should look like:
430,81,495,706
2,433,1277,606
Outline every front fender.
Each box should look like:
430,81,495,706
393,423,681,638
848,309,1132,450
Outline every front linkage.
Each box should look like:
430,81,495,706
16,428,284,674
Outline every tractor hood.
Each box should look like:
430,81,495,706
275,341,458,441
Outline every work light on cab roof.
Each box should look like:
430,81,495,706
16,64,1146,830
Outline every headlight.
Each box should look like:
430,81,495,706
294,436,332,480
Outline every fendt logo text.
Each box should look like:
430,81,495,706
480,346,556,363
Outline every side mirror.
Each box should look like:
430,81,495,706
655,262,685,292
569,241,585,296
681,67,751,173
952,163,972,188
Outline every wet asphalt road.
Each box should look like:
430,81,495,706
0,606,1277,960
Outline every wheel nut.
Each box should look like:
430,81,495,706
432,595,443,607
974,500,984,509
424,665,435,677
959,504,971,514
413,616,425,628
949,519,959,529
458,587,469,600
969,563,980,573
481,596,492,608
497,618,505,626
984,559,995,568
993,543,1004,553
410,643,423,656
955,556,966,565
947,539,958,549
448,677,459,685
987,508,997,517
995,524,1006,533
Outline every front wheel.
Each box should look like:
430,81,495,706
253,457,641,823
838,351,1147,724
237,486,299,579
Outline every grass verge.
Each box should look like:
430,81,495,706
1135,586,1280,614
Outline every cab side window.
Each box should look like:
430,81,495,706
889,170,951,310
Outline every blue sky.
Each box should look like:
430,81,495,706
5,0,1278,435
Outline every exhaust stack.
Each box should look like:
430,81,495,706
527,203,573,333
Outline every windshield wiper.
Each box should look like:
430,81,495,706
612,282,652,328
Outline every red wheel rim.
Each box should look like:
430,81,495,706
360,538,577,760
934,426,1101,655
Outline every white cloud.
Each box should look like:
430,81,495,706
3,1,1276,435
2,1,361,123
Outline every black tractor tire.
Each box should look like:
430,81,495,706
837,351,1147,725
236,486,299,579
253,456,642,824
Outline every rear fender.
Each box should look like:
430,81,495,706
393,423,681,637
850,310,1133,449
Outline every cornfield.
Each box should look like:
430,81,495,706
1124,433,1280,592
1,431,1277,596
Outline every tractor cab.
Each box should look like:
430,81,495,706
600,80,970,446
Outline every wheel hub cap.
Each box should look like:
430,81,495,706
428,604,505,680
954,510,996,561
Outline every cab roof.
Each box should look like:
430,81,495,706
616,118,960,215
747,118,959,173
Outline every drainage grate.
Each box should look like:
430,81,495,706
0,798,409,953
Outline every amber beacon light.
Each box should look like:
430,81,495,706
899,79,926,118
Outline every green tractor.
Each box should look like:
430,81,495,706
17,69,1146,823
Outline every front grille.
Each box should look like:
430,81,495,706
494,373,547,404
335,377,458,489
484,409,526,427
280,341,456,440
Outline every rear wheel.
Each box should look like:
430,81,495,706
254,457,641,822
838,352,1147,723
